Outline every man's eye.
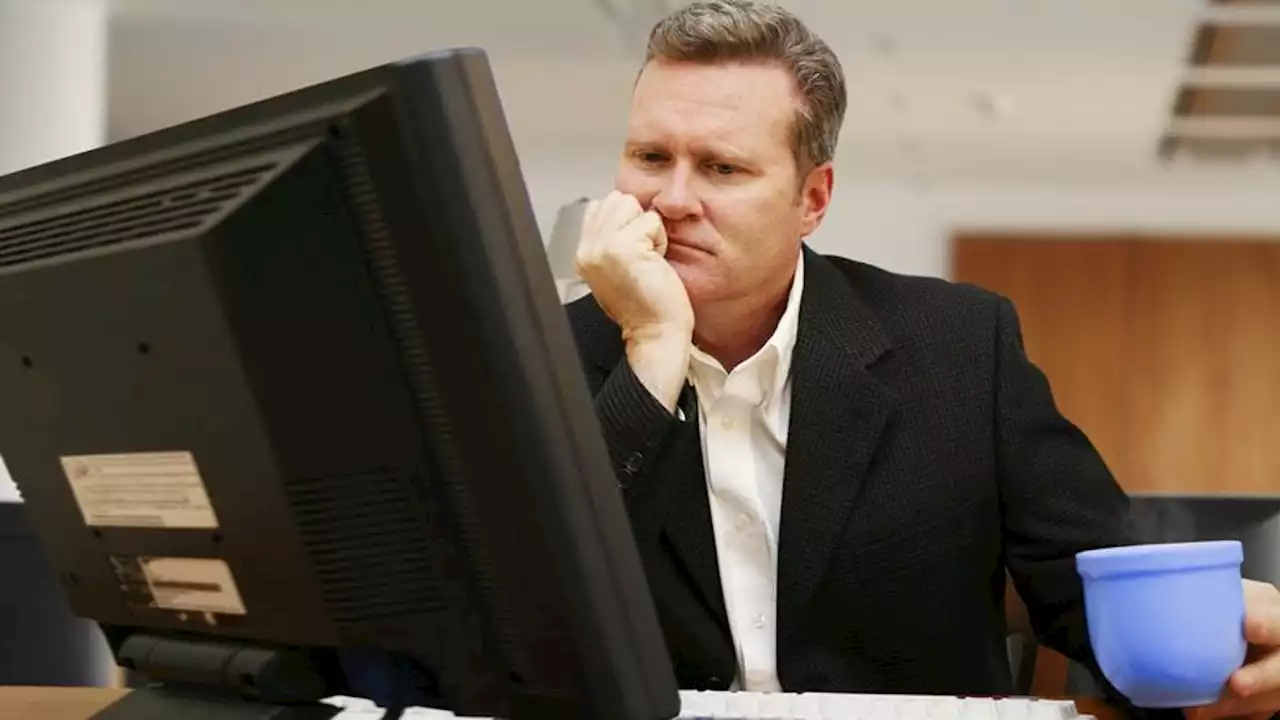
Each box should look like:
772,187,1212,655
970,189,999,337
637,152,667,165
710,163,738,175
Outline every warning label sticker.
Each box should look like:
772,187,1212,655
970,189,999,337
60,451,219,529
140,557,247,616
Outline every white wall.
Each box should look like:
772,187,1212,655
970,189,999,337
0,0,108,502
0,0,107,175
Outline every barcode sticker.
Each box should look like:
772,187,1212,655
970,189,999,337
60,451,218,529
141,557,247,616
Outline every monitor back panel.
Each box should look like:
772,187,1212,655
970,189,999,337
0,128,460,650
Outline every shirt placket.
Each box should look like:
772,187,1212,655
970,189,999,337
708,372,778,692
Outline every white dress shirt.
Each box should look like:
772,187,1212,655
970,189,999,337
686,251,804,692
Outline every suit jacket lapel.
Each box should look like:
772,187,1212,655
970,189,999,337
777,249,896,641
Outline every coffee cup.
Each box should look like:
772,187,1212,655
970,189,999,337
1076,540,1247,708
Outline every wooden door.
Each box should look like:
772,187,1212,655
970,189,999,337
1126,241,1280,495
951,237,1134,489
952,235,1280,497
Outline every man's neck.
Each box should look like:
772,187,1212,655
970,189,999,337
693,284,791,372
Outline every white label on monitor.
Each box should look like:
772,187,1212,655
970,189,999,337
141,557,247,616
59,451,219,529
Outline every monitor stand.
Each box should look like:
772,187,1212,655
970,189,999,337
92,634,389,719
91,684,344,720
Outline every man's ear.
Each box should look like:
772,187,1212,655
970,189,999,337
799,162,834,237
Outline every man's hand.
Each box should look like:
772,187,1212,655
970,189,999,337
1185,580,1280,719
575,191,693,412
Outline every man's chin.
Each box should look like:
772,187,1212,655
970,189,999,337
671,267,718,310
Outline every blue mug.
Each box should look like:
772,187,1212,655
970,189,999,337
1076,540,1247,708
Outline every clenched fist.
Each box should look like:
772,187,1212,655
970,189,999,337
575,191,693,337
575,191,693,412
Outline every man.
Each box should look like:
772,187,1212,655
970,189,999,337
569,1,1280,718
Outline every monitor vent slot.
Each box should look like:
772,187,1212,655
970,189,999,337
328,132,514,686
0,165,273,268
0,90,383,220
284,468,447,623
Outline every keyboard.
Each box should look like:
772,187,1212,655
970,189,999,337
323,690,1095,719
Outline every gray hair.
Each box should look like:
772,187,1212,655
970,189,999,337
643,0,847,170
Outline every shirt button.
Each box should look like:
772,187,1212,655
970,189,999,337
753,614,767,629
720,416,736,430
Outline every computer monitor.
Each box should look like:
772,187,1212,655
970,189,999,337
0,48,679,720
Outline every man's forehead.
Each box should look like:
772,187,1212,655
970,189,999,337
628,61,798,144
633,59,797,103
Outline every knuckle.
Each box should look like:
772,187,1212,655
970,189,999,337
1266,582,1280,601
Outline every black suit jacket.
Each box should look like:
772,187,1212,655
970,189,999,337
566,248,1175,713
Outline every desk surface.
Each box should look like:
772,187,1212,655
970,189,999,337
0,686,1125,719
0,686,130,719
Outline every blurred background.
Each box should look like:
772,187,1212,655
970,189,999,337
0,0,1278,696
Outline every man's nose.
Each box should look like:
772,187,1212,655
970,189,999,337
651,167,698,220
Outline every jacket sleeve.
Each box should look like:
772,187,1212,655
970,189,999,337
585,356,692,533
992,296,1180,719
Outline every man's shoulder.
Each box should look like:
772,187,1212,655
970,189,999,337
819,254,1014,391
819,253,1002,331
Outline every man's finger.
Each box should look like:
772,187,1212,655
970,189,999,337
1231,647,1280,699
1243,581,1280,647
597,191,642,232
626,211,667,255
1186,686,1280,719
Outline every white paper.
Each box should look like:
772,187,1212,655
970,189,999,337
0,453,19,502
60,451,218,528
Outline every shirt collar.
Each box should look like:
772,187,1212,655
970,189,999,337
770,249,804,395
688,250,805,407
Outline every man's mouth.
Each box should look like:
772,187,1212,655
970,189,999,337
666,236,711,254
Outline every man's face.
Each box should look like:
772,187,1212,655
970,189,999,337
615,59,832,309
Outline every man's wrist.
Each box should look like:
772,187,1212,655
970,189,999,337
623,323,692,413
622,320,694,347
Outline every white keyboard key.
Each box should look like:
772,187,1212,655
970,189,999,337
681,689,721,718
725,690,760,717
325,695,385,719
958,697,998,720
324,695,377,711
927,697,964,720
758,692,799,719
324,689,1096,720
1032,700,1088,720
695,691,1090,719
894,697,930,719
787,693,824,720
406,707,476,719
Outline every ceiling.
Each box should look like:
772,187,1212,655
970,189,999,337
106,0,1280,184
1162,0,1280,160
